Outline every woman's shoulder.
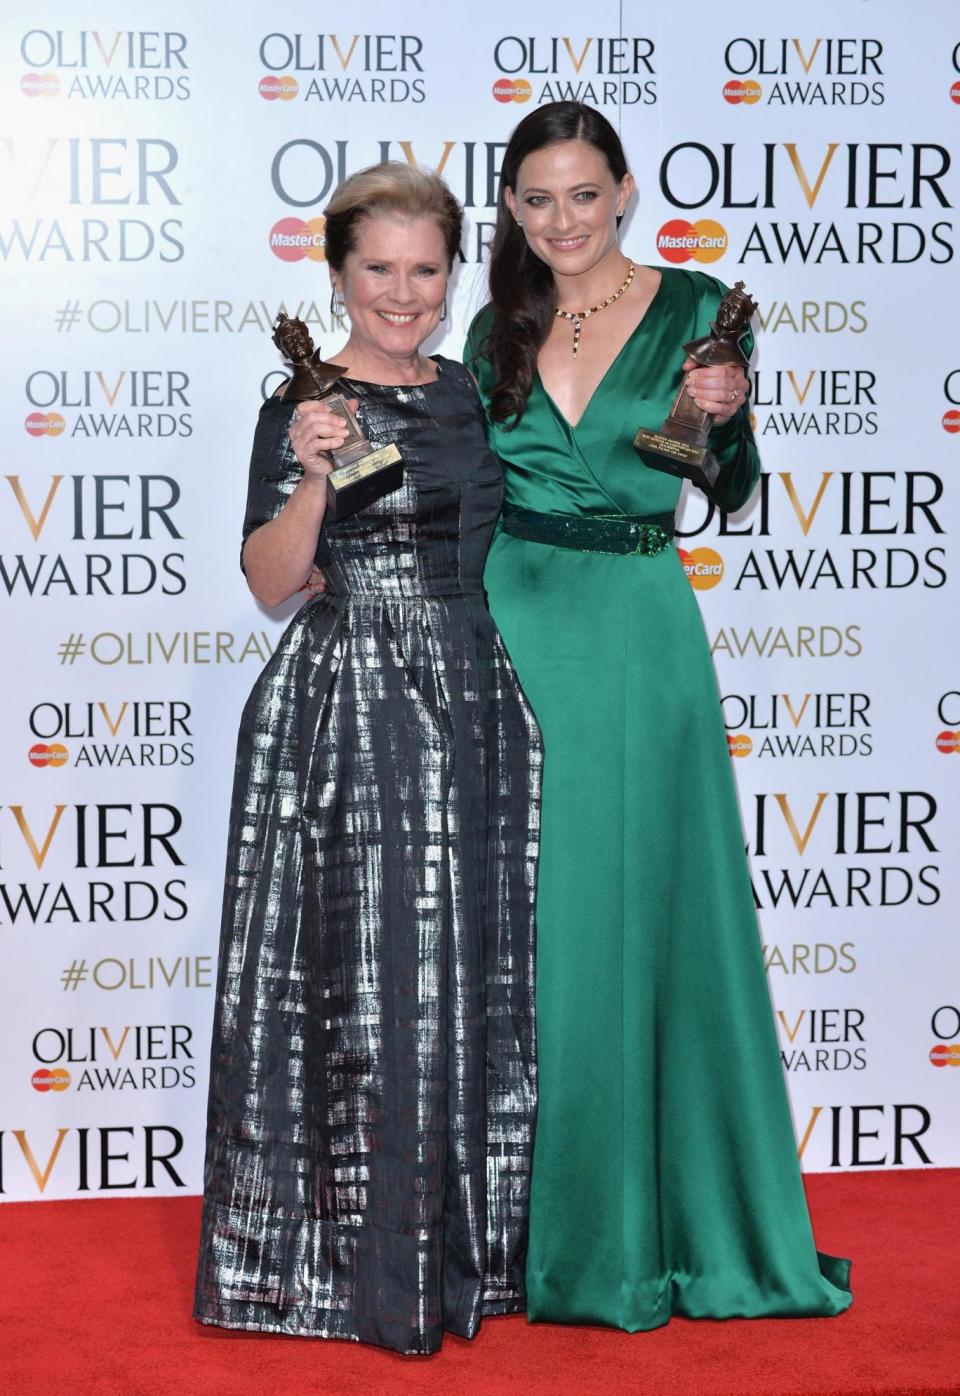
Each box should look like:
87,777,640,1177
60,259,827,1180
432,354,475,388
658,264,732,311
464,304,495,365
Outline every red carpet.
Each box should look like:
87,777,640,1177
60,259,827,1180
2,1170,958,1396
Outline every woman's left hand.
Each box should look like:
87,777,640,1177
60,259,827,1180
682,358,748,425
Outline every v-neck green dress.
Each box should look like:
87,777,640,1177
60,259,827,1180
466,267,851,1331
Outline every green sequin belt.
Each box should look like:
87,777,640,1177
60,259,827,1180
500,503,675,557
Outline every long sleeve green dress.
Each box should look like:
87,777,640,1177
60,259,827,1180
467,266,852,1330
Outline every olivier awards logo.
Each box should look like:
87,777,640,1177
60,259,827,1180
720,36,884,107
24,699,195,771
257,32,426,103
490,33,656,107
23,369,192,440
0,1126,187,1193
656,140,955,265
17,28,190,101
723,692,873,762
0,136,185,263
30,1024,196,1093
1,470,186,598
0,802,188,928
744,789,941,913
679,469,947,594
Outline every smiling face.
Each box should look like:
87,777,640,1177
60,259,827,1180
505,138,633,278
332,213,448,367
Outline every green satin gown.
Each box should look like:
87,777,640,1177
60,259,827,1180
467,267,852,1330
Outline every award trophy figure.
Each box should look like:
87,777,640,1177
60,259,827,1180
271,313,402,519
633,281,757,492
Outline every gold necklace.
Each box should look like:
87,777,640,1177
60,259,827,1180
555,261,636,358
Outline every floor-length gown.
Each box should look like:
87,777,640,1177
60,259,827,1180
467,267,852,1330
194,357,541,1355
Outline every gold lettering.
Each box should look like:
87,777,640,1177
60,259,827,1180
561,37,593,74
796,1105,823,1159
779,471,833,536
329,35,360,70
100,1026,131,1061
777,1009,806,1043
91,31,124,67
783,142,839,209
95,371,125,407
12,1128,69,1193
8,805,68,869
6,476,63,542
782,693,812,728
97,702,128,737
773,792,828,855
791,38,823,75
396,140,456,177
785,369,816,405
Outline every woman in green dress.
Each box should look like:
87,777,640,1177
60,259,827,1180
466,101,852,1331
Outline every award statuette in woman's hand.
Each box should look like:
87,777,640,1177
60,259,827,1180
271,312,402,519
633,281,757,492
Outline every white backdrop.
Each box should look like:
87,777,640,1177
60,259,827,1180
1,1,958,1200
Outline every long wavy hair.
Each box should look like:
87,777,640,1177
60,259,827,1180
483,102,629,425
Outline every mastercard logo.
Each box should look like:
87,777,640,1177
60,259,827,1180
723,79,762,105
929,1043,960,1067
20,72,60,97
727,733,753,758
935,730,960,754
259,74,298,101
29,742,69,769
951,81,960,106
657,219,728,265
493,78,532,104
942,409,960,434
32,1067,71,1092
678,546,724,590
25,411,65,437
270,216,326,262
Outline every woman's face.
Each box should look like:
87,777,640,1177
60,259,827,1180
505,138,633,278
333,214,448,361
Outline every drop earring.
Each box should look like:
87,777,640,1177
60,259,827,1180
439,298,448,323
330,288,346,319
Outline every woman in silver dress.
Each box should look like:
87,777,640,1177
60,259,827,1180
194,163,541,1355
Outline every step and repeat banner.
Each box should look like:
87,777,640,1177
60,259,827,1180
1,1,958,1200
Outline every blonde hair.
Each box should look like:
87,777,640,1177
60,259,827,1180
323,161,463,271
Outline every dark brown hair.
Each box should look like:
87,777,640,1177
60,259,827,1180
483,102,629,425
323,161,463,271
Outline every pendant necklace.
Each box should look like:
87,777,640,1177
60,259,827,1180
555,261,636,358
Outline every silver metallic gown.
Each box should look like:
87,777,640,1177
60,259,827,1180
194,357,541,1355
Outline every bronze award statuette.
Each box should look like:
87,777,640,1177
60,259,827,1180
271,312,402,520
633,281,758,492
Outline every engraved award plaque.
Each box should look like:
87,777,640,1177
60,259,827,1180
271,312,402,520
633,281,757,492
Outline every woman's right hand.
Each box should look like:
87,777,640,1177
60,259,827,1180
288,399,359,478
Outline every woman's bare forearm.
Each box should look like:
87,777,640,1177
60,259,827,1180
242,474,328,607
